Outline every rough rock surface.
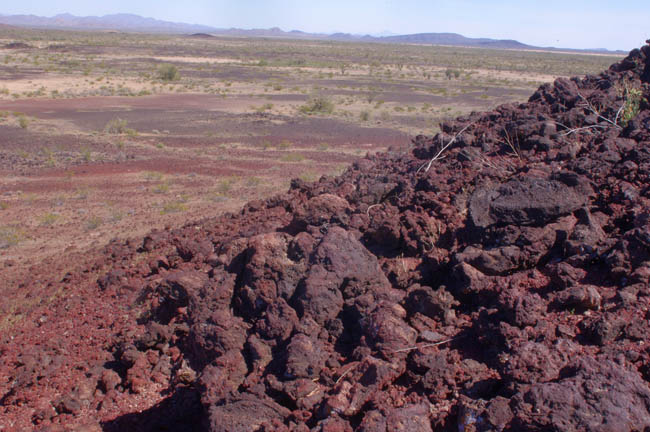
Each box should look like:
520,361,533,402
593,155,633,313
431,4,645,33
2,43,650,431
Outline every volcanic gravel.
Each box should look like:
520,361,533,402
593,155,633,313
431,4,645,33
2,42,650,431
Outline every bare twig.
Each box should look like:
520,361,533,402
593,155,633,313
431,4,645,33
501,127,521,160
335,365,356,384
417,123,473,173
366,204,380,216
392,337,458,353
559,124,607,136
459,149,517,178
577,93,623,129
614,103,625,126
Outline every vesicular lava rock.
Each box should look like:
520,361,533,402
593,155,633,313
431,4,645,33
2,42,650,431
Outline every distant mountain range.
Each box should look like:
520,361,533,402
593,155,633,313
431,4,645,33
0,13,625,54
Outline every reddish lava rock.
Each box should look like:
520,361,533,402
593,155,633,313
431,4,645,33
2,43,650,431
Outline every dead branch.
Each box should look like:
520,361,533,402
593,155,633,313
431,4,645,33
577,93,624,129
366,203,381,216
335,365,356,384
417,123,473,173
559,124,608,136
501,127,522,160
392,337,458,353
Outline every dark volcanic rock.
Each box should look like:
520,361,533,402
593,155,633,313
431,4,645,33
469,178,587,229
5,43,650,431
512,357,650,431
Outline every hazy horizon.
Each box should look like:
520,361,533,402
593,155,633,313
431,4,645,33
2,0,648,51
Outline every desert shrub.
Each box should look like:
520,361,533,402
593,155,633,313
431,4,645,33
281,153,305,162
81,147,92,162
620,86,644,126
276,140,293,150
359,111,370,122
86,216,103,230
246,176,262,187
105,118,137,136
445,68,461,80
104,118,128,134
256,103,274,112
299,95,334,115
17,115,28,129
153,183,169,194
40,212,60,226
216,178,237,194
157,63,180,81
0,226,22,249
160,201,187,214
143,171,164,181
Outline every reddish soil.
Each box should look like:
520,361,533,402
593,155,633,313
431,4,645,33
2,43,650,431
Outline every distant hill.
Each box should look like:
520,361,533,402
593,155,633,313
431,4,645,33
380,33,531,50
0,13,216,34
0,13,626,54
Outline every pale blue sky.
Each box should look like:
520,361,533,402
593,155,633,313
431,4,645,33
2,0,648,51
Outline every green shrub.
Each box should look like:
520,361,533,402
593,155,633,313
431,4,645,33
276,140,292,150
153,183,169,194
445,68,461,80
299,95,334,115
620,87,644,127
281,153,305,162
160,201,187,214
17,115,28,129
157,63,180,81
86,216,103,230
0,226,22,249
104,118,128,134
216,178,236,194
40,212,60,226
359,111,370,122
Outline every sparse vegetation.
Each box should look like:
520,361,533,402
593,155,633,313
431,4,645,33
143,171,164,181
276,140,293,150
216,178,237,195
153,182,170,194
157,63,180,81
39,212,60,226
0,226,23,249
85,216,103,230
299,95,334,115
281,153,305,162
160,201,187,214
17,115,29,129
620,86,645,127
104,117,137,135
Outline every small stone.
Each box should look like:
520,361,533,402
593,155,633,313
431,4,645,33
100,369,122,392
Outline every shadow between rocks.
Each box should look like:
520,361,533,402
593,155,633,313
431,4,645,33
101,387,207,432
